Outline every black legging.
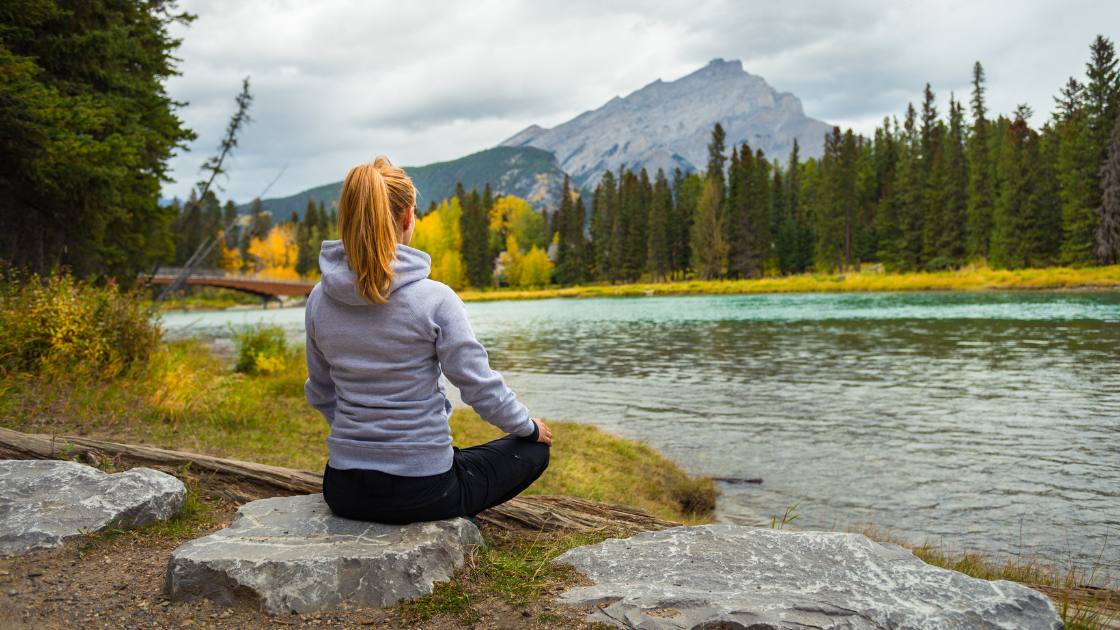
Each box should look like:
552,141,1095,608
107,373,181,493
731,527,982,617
322,434,550,524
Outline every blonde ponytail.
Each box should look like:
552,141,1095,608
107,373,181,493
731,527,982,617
338,156,416,304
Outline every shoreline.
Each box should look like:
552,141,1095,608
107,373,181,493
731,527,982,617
151,265,1120,312
457,265,1120,302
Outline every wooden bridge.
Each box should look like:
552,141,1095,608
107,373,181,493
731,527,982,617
144,268,314,300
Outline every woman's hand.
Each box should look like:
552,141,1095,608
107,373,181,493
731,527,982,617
532,418,553,446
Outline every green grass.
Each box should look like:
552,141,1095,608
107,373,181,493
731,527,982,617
451,413,715,523
400,529,620,625
457,263,1120,302
77,480,218,554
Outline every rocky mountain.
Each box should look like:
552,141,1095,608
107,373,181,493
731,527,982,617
251,59,832,217
244,146,566,218
501,58,833,190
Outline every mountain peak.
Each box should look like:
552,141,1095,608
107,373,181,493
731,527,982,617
707,57,740,70
499,59,831,189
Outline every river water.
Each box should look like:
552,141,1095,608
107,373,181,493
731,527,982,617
162,291,1120,574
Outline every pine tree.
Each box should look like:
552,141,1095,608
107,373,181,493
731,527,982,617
815,127,847,270
175,189,204,265
771,167,789,270
672,170,702,277
944,98,969,265
776,141,808,274
708,123,727,183
966,62,996,259
554,176,586,285
572,194,588,280
691,177,727,279
621,169,651,280
746,148,773,274
1059,96,1101,265
923,97,968,269
460,184,492,288
724,146,750,277
295,200,320,276
853,137,879,263
589,171,615,280
608,168,628,282
1085,35,1120,157
1097,108,1120,263
881,104,924,271
991,111,1035,268
315,201,327,233
920,83,940,173
1023,125,1063,266
482,183,494,213
646,169,673,280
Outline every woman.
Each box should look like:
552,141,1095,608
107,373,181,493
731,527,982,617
304,156,552,525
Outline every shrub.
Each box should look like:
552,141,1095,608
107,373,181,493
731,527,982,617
231,324,289,374
0,270,160,376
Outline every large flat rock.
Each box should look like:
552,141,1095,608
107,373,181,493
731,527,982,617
167,494,483,613
555,524,1062,630
0,459,186,555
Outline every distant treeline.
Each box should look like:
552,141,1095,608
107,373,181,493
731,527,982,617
551,36,1120,285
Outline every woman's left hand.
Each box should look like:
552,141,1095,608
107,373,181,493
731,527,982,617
532,418,553,446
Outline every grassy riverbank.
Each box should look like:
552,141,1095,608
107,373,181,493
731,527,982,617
458,263,1120,302
0,339,715,524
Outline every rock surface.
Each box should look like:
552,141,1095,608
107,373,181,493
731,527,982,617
502,58,834,190
167,494,483,613
0,459,186,555
555,524,1062,630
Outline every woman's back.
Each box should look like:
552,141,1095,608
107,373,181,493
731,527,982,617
306,239,535,477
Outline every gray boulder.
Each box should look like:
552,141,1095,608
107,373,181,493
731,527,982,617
555,524,1062,630
167,494,483,613
0,459,186,555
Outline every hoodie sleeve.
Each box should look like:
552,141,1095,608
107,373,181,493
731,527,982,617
304,297,337,424
433,292,535,437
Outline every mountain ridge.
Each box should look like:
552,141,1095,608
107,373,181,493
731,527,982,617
501,58,832,189
241,146,566,218
249,59,832,216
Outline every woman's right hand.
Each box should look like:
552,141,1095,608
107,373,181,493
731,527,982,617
532,418,553,446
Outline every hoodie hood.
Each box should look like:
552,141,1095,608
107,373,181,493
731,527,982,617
318,240,431,305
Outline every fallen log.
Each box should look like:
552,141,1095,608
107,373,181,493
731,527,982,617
0,427,679,533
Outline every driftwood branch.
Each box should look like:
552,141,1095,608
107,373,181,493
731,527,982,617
0,427,679,534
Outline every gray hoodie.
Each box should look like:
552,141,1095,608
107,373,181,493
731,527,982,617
304,240,534,476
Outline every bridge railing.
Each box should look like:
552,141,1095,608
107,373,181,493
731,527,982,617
151,267,312,284
153,267,234,278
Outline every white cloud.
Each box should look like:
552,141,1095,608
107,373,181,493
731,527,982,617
163,0,1120,202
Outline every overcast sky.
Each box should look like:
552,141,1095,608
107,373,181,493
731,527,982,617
163,0,1120,203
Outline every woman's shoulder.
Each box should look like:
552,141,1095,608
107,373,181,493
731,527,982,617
394,277,461,312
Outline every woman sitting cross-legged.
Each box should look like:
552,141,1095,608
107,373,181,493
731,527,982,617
304,156,552,525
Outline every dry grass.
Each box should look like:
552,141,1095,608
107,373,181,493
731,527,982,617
451,413,716,523
457,263,1120,302
864,527,1119,629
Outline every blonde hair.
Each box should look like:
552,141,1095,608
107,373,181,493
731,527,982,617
338,156,416,304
